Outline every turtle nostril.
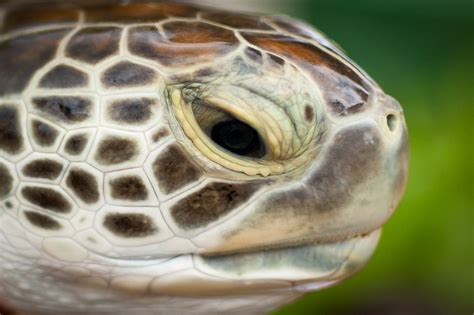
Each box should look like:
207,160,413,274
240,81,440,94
386,114,398,132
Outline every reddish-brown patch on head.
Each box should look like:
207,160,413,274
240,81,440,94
201,12,274,30
242,33,372,116
85,2,197,23
243,33,366,87
128,22,238,67
2,8,79,33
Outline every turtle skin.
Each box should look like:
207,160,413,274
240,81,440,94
0,1,408,314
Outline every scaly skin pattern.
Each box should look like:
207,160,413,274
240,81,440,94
0,1,409,314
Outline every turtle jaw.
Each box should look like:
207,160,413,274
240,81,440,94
186,229,381,296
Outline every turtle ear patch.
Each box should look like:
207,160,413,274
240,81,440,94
24,211,62,230
0,105,24,154
103,212,157,238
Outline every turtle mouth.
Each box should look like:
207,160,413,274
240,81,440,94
152,229,381,296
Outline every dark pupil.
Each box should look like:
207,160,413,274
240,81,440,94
210,120,262,156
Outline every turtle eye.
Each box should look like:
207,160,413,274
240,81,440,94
210,119,264,157
192,101,266,158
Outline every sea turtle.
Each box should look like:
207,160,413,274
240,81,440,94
0,1,409,314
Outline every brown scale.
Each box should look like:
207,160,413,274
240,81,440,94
39,65,89,89
64,134,89,156
32,96,92,123
66,27,122,65
107,98,156,124
101,61,157,88
65,168,100,204
94,136,138,166
31,120,59,147
22,159,64,180
109,176,149,201
0,29,71,95
21,186,72,214
152,144,202,194
24,211,62,230
128,22,239,67
103,212,157,238
170,182,261,230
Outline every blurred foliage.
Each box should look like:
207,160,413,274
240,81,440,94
274,0,473,314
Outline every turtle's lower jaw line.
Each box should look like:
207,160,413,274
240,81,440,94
136,229,381,297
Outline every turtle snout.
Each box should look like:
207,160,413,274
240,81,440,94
374,93,409,211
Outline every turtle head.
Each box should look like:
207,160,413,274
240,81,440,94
164,20,408,293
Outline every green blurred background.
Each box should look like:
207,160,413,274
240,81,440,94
272,0,473,314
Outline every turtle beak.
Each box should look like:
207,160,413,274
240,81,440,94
186,229,381,295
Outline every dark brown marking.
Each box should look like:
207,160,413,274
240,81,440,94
108,98,155,124
24,211,62,230
2,8,79,33
101,62,157,88
64,134,88,156
128,23,238,67
0,163,13,199
65,168,99,204
22,159,63,180
244,47,263,63
152,128,169,143
66,27,122,64
5,201,13,209
201,12,273,30
32,96,92,123
32,120,58,147
109,176,148,201
152,144,202,194
103,212,157,237
21,186,71,213
242,33,370,97
171,182,258,230
304,105,314,122
85,2,197,22
95,136,137,165
0,106,23,154
39,65,88,89
0,29,70,95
